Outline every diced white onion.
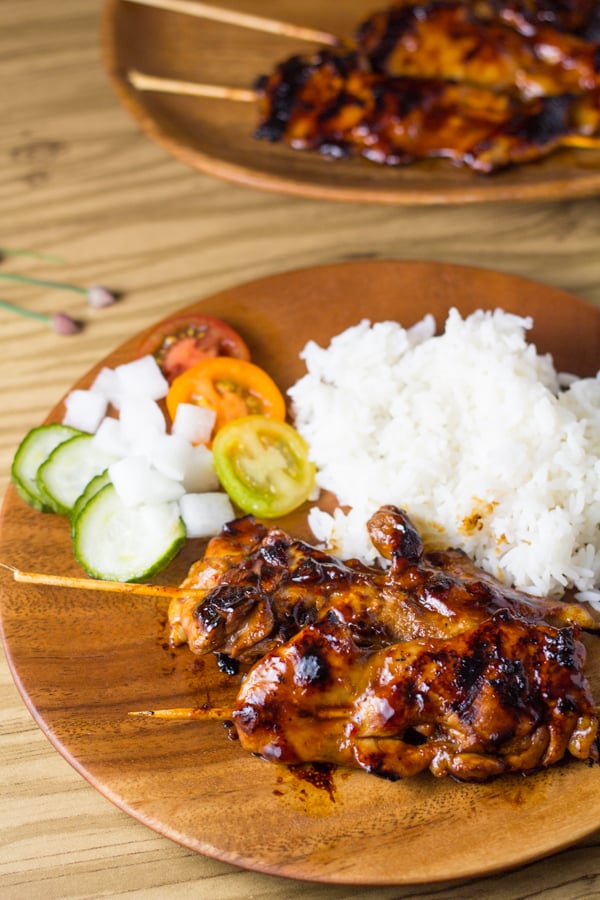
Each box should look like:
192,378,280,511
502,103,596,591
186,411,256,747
90,367,123,409
179,492,234,538
115,355,169,400
91,416,131,458
172,402,216,445
148,433,193,482
182,444,220,493
118,396,166,449
62,389,108,433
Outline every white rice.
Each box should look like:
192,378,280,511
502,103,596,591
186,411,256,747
288,308,600,600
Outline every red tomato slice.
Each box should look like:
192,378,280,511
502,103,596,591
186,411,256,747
137,314,250,383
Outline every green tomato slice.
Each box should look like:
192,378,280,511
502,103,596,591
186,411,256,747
212,415,315,518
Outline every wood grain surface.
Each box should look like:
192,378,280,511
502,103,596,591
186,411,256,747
1,2,600,898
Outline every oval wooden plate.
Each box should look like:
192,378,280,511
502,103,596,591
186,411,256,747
100,0,600,205
1,261,600,885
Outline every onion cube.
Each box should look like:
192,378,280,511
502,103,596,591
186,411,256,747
148,433,193,482
115,355,169,401
62,389,108,433
179,492,234,538
182,444,220,492
90,367,123,409
172,402,216,445
92,416,130,458
119,396,166,449
109,456,184,507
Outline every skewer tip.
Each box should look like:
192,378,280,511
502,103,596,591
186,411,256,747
121,0,340,47
129,706,235,721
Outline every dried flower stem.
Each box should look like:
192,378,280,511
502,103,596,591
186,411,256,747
0,300,81,334
0,299,53,323
0,247,66,264
0,272,87,294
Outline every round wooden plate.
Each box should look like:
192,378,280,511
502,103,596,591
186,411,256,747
1,261,599,885
99,0,600,205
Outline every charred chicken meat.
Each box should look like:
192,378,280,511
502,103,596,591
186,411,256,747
472,0,600,39
250,2,600,173
374,0,600,37
169,505,597,663
356,2,600,99
232,609,599,781
254,50,599,174
164,507,599,781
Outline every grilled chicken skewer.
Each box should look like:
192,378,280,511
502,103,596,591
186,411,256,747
168,505,598,666
124,0,600,100
122,0,600,58
234,610,600,781
357,2,600,99
253,50,600,172
5,506,597,666
130,50,600,173
473,0,600,39
134,609,600,782
124,0,600,172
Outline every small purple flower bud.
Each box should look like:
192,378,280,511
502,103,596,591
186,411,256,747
51,312,83,335
87,284,117,309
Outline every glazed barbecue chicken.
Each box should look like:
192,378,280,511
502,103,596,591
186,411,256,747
168,505,597,665
165,506,599,781
231,609,599,781
356,2,600,99
253,51,600,174
472,0,600,39
365,1,600,40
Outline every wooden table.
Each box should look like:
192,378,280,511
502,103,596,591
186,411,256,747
1,2,599,897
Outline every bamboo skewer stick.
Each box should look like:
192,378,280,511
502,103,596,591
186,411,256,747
130,706,235,720
561,134,600,149
129,705,351,720
121,0,339,46
126,70,600,153
1,563,199,601
128,69,257,102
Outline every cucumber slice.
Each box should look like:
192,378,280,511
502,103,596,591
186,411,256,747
11,424,81,511
70,468,111,534
37,434,117,515
73,484,186,581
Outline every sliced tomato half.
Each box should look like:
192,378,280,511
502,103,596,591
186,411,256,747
212,415,316,518
137,314,250,383
166,357,286,438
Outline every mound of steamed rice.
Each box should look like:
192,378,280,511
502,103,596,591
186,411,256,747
288,308,600,601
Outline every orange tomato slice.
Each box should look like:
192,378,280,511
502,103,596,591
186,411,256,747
166,357,286,439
